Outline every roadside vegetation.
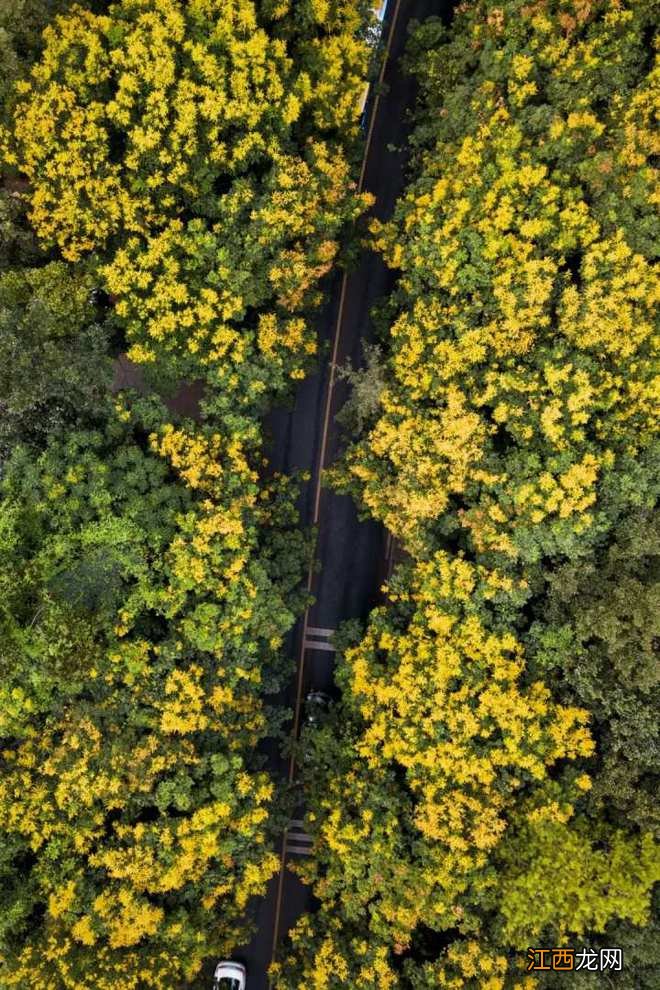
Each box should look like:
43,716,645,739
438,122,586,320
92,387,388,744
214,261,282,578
274,2,660,987
0,2,374,987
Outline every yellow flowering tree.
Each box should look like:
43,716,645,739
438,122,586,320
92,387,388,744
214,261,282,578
332,0,659,566
6,0,370,256
0,0,83,266
273,556,658,988
4,0,373,400
101,142,362,398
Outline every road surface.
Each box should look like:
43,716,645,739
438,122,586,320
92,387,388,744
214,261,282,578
228,2,456,987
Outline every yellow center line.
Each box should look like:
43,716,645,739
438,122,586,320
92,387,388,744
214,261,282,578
268,0,404,979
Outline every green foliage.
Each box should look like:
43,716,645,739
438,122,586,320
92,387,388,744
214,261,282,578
0,181,41,268
336,343,387,436
0,262,114,454
528,510,660,832
540,890,660,990
493,813,659,945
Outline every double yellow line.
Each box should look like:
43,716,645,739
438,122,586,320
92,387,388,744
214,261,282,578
268,0,404,979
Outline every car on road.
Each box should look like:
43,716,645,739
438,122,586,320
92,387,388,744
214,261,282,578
213,960,246,990
304,690,331,727
301,691,333,767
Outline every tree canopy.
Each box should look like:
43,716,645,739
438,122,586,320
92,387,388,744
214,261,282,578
0,399,312,987
3,0,373,401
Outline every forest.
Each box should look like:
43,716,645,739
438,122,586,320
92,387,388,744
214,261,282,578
0,2,657,989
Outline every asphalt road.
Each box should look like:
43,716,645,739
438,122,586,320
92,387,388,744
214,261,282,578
227,3,456,987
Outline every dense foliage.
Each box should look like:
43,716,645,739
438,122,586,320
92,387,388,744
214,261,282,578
0,1,375,986
529,509,659,834
0,0,78,267
0,410,294,988
0,263,114,454
274,2,660,987
2,0,658,986
4,0,372,398
336,0,659,566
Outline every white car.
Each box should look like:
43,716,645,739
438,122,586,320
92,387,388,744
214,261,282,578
213,961,247,990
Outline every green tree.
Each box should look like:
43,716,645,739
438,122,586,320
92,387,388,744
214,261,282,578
528,510,660,832
0,262,114,454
